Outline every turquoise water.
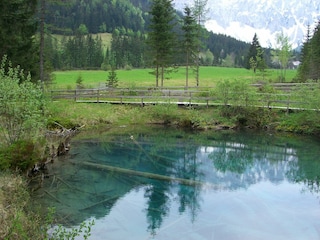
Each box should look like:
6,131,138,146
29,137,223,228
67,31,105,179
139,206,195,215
34,127,320,239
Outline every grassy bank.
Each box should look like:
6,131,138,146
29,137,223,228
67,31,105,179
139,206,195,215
47,94,320,136
0,172,44,239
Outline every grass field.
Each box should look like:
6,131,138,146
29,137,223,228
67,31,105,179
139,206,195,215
51,66,298,89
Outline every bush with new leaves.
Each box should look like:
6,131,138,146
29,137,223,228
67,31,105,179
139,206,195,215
0,56,46,145
0,56,47,170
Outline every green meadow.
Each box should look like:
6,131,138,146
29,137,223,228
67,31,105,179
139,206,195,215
51,66,298,89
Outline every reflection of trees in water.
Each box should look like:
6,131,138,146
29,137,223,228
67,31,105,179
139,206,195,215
286,143,320,195
177,185,201,223
143,138,203,235
209,143,254,174
36,127,320,233
140,131,320,234
205,134,320,196
206,140,300,189
142,140,174,236
144,183,170,236
175,146,202,223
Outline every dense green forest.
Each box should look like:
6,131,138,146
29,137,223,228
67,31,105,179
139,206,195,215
45,0,149,34
43,0,255,71
297,21,320,81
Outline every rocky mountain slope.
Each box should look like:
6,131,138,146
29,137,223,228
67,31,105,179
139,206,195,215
174,0,320,48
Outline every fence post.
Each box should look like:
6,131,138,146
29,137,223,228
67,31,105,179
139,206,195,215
286,94,290,114
74,89,77,102
97,89,100,103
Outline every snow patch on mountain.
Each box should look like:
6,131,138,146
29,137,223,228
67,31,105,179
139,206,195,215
173,0,320,48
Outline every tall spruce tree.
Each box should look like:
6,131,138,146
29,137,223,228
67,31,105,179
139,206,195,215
0,0,38,79
297,24,312,82
245,33,265,73
309,21,320,80
192,0,208,86
182,6,198,88
298,21,320,81
148,0,177,87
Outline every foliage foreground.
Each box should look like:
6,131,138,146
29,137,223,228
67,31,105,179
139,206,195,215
0,172,41,239
0,58,95,240
0,172,94,240
0,56,47,171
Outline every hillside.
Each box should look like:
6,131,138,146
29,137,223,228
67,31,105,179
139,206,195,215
45,0,253,68
45,0,149,34
52,32,112,50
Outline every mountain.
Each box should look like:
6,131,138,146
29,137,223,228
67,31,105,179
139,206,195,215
173,0,320,48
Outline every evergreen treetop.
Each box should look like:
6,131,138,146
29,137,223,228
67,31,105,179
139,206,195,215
298,21,320,81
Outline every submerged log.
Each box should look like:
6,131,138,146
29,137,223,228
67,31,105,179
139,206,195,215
81,196,119,211
78,161,205,186
44,190,64,204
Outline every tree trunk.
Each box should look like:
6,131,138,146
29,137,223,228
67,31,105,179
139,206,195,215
78,161,206,186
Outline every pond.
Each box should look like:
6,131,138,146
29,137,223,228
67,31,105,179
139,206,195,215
32,126,320,240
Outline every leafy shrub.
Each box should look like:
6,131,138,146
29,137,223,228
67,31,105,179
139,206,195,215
0,56,47,146
214,79,257,107
149,104,179,124
291,81,320,110
48,219,95,240
277,111,320,134
219,106,275,129
0,140,42,171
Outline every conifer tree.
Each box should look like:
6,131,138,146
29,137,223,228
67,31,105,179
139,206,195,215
147,0,177,87
182,6,199,88
309,21,320,80
298,21,320,81
192,0,208,86
0,0,38,79
297,24,312,82
106,68,118,88
245,33,266,73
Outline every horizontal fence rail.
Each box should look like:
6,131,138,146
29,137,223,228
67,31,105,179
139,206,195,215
49,84,319,111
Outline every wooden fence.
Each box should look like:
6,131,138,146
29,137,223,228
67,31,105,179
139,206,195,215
50,87,211,106
49,84,319,111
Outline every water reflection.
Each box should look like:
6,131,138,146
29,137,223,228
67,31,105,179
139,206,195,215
32,127,320,239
